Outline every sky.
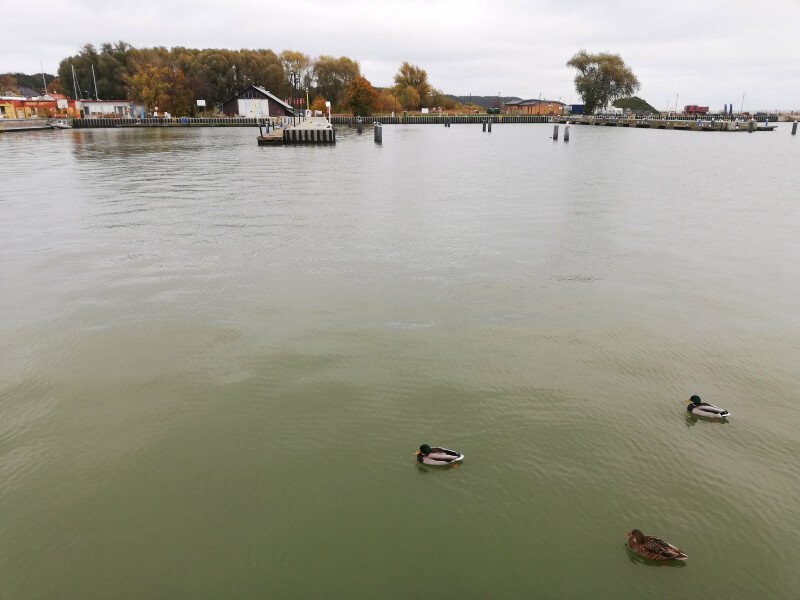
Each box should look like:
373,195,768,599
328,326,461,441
1,0,798,110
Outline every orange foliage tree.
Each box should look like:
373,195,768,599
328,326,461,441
310,95,328,112
343,76,379,116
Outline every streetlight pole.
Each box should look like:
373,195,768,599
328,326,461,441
289,71,294,126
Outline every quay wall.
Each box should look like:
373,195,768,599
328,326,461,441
71,117,271,128
331,115,551,125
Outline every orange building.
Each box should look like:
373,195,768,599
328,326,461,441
504,99,565,116
0,94,81,118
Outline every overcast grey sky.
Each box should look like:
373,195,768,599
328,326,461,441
2,0,798,110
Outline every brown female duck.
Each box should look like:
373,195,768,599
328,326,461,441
626,529,688,561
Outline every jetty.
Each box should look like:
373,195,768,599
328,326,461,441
257,117,336,146
558,115,777,132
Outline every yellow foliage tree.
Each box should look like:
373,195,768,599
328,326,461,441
125,63,193,115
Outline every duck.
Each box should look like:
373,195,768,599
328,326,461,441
686,395,730,419
415,444,464,466
626,529,688,561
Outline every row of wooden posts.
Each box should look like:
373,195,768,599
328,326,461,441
360,119,572,143
280,117,797,146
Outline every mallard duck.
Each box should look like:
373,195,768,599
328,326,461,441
686,395,730,419
415,444,464,466
626,529,688,561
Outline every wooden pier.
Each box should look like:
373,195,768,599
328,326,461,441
558,116,778,132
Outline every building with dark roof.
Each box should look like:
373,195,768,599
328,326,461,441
221,86,295,118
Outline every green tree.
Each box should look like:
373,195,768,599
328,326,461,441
566,51,640,115
280,50,312,94
58,42,134,100
313,55,360,109
393,62,431,108
396,85,420,111
344,76,379,116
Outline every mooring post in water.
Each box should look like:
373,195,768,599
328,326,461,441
482,120,487,132
553,124,559,140
374,122,382,143
488,120,492,132
793,121,798,135
564,125,570,142
748,120,754,133
356,118,363,134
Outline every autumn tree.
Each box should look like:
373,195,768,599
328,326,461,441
280,50,313,93
313,55,360,109
377,89,400,113
310,95,328,112
396,85,420,111
344,76,379,116
566,51,639,115
393,62,431,108
125,63,193,115
48,78,65,94
0,74,20,95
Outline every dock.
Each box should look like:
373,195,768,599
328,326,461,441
258,117,336,146
558,116,777,132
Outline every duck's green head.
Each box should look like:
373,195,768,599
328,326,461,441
419,444,431,456
688,395,702,406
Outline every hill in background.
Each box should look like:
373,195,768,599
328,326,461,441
612,96,658,112
448,95,521,109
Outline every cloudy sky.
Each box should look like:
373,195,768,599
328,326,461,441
2,0,798,110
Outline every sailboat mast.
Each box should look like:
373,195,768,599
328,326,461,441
40,60,48,95
71,64,80,100
91,65,99,100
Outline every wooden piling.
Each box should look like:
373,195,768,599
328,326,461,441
793,121,797,135
488,120,492,133
564,125,570,142
374,123,382,143
553,124,559,140
482,120,486,132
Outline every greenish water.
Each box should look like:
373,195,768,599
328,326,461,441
1,125,799,598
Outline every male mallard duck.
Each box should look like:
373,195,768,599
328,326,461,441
626,529,688,561
686,395,730,419
415,444,464,466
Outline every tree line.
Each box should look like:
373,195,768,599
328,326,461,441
6,44,643,117
44,42,462,116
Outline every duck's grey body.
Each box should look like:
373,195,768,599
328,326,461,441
416,446,464,466
687,401,730,419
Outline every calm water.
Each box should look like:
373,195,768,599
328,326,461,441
1,124,799,598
